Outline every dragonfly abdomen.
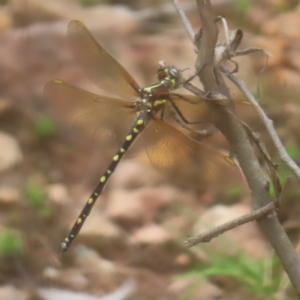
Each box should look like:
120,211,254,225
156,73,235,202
59,115,147,252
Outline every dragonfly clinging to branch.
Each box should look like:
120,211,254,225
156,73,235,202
44,20,240,253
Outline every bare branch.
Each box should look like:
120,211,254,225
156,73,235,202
233,47,272,57
172,0,198,53
185,202,276,247
192,0,300,296
222,67,300,181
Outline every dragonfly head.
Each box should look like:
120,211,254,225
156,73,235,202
157,61,182,90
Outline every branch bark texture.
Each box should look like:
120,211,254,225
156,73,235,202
195,0,300,296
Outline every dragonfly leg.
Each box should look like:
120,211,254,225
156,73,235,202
169,98,218,137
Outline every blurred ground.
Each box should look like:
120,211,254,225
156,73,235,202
0,0,300,299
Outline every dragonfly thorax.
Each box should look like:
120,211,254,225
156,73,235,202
137,85,169,116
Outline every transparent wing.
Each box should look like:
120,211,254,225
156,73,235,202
68,20,140,101
142,117,241,188
170,94,218,124
170,94,252,124
44,80,136,147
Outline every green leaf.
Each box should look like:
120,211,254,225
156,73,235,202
0,230,23,256
235,0,252,13
35,116,55,137
25,182,46,208
77,0,103,6
38,207,52,219
226,186,242,198
285,145,300,161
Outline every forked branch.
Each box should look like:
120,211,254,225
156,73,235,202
222,67,300,181
174,0,300,296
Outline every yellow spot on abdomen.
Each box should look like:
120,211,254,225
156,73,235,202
100,176,106,182
107,170,112,174
126,135,132,141
137,120,144,125
133,128,139,133
120,148,125,153
54,80,63,84
88,198,93,204
77,218,82,224
113,155,119,161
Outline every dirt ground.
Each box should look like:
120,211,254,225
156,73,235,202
0,0,300,299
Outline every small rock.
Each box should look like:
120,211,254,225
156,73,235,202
8,0,79,24
0,186,20,206
0,131,22,172
130,224,174,245
250,36,289,68
163,215,193,234
105,189,145,226
43,266,87,289
246,7,271,28
0,8,12,33
46,183,69,204
43,267,60,280
66,273,88,289
106,186,177,226
38,287,93,300
174,253,191,268
109,160,164,190
0,285,27,300
9,0,137,36
168,277,196,294
262,11,300,39
38,280,136,300
168,276,223,300
73,245,117,275
76,213,127,248
135,186,178,224
138,186,177,210
193,280,223,300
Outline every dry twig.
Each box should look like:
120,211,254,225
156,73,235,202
185,202,277,247
222,67,300,181
173,0,300,296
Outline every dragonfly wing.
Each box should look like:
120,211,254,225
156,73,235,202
142,117,241,188
170,94,252,124
44,80,136,147
170,94,217,124
68,20,140,101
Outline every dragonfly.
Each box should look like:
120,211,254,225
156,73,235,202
44,20,241,253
